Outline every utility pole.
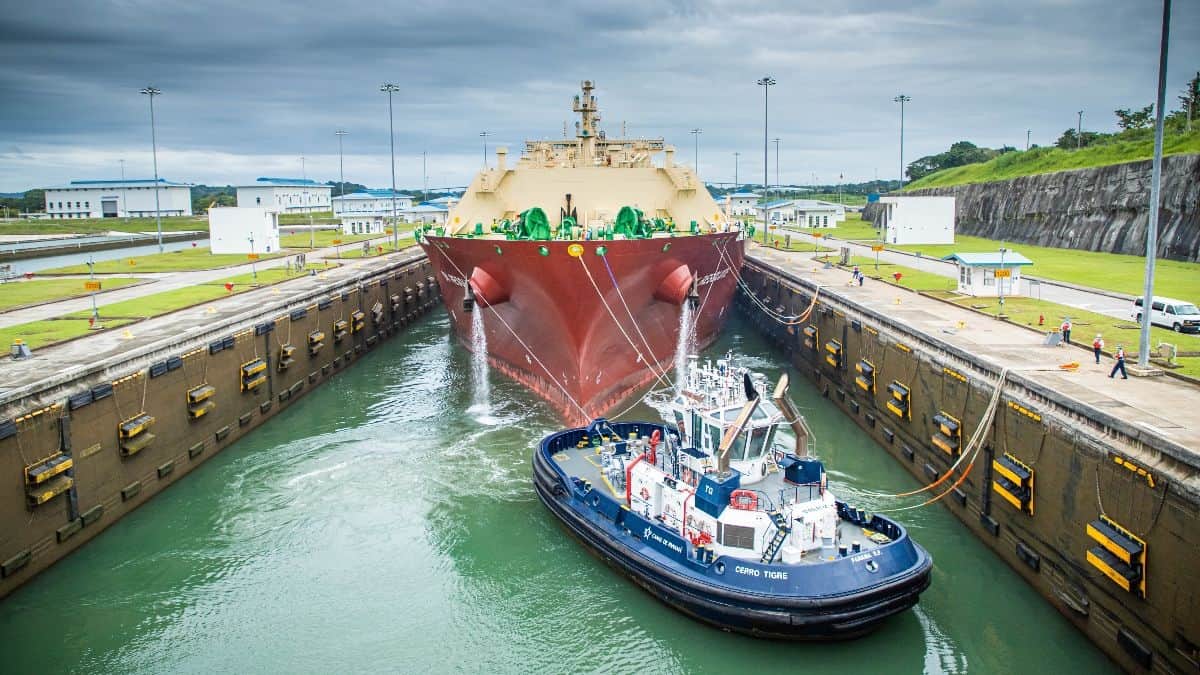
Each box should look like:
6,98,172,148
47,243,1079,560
757,76,776,244
480,131,491,168
381,83,401,251
734,152,740,187
422,150,428,201
893,94,911,187
690,128,702,175
140,86,164,252
330,129,347,250
1077,110,1084,149
1026,129,1031,151
998,247,1008,318
1138,0,1171,370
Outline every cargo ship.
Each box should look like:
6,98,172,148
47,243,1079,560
420,81,745,422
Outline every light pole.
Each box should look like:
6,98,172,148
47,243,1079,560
1026,129,1031,151
381,83,400,250
331,129,347,249
1138,0,1172,370
690,128,702,175
480,131,492,168
734,152,740,187
140,86,164,252
248,232,257,281
773,138,781,197
893,94,911,187
757,76,776,244
119,158,129,222
1076,110,1084,149
998,247,1008,318
422,150,428,201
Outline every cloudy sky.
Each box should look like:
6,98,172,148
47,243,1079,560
0,0,1197,192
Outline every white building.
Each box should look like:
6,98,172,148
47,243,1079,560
208,207,280,255
340,214,389,235
725,192,760,216
943,252,1033,297
236,178,331,214
331,189,414,216
758,199,842,227
405,203,449,225
43,179,193,219
878,195,955,245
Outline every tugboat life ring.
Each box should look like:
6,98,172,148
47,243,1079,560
729,489,758,510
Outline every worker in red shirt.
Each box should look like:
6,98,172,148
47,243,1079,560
1109,345,1128,379
1060,318,1072,346
1091,334,1104,364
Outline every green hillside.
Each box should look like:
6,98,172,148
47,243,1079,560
904,129,1200,190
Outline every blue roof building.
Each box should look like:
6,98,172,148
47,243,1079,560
942,251,1033,297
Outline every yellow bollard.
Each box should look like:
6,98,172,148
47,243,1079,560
206,305,216,314
894,297,902,305
956,320,967,329
121,329,134,340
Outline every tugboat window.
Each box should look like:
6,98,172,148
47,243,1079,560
722,523,756,549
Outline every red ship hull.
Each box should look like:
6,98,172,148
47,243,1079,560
421,233,744,423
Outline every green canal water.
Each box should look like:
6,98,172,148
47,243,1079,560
0,311,1116,674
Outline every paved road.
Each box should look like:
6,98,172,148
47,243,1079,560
0,234,406,328
778,228,1137,322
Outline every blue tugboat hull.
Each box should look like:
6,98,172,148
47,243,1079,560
533,423,933,640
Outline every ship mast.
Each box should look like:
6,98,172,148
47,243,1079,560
573,80,600,166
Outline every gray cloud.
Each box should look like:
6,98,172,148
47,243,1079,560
0,0,1197,191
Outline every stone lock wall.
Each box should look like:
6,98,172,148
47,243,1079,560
0,258,440,599
740,260,1200,674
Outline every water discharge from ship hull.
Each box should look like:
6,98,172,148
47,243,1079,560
674,301,694,393
468,307,497,425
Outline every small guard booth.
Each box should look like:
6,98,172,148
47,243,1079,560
942,251,1033,297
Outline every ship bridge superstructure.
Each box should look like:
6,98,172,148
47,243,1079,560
444,80,730,238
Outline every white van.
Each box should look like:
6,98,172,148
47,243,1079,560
1131,296,1200,333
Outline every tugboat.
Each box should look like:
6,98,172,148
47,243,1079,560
531,355,933,639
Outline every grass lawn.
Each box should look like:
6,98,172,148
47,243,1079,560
0,318,137,351
279,231,376,249
889,235,1200,305
0,216,207,236
62,265,324,320
785,213,880,242
0,277,144,311
38,247,289,274
904,130,1200,190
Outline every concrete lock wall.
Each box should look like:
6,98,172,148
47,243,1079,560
738,260,1199,674
0,257,440,599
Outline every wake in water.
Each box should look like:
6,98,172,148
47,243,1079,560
674,301,695,393
468,309,499,425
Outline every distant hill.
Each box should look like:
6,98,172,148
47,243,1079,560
904,129,1200,190
0,192,23,199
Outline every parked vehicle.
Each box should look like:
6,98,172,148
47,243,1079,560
1131,296,1200,333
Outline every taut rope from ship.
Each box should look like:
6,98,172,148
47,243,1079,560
872,368,1010,512
431,245,593,421
718,244,820,326
599,253,679,388
576,254,675,390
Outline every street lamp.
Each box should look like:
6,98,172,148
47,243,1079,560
997,247,1008,318
1076,110,1084,149
119,158,129,222
1026,129,1031,151
1138,0,1172,370
330,129,348,249
139,86,164,252
480,131,492,168
690,128,702,175
381,83,401,251
757,76,776,244
773,138,780,196
734,151,740,187
893,94,911,187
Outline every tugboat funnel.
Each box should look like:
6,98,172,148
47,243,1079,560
654,264,695,305
468,267,509,308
